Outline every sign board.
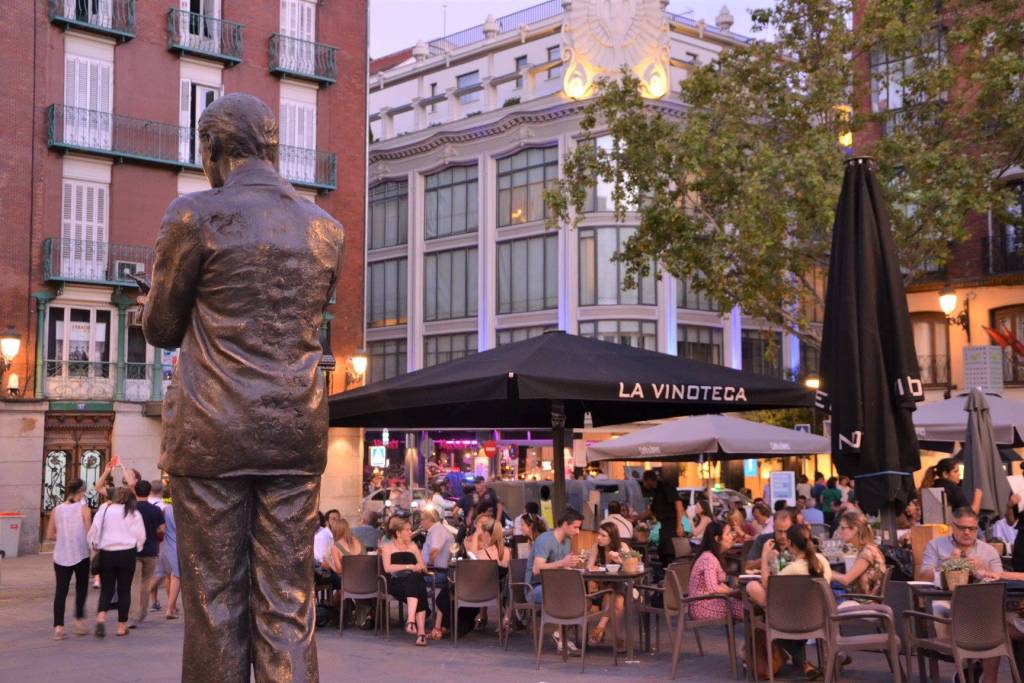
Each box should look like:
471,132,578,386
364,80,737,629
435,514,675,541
369,445,387,468
921,487,948,524
743,459,759,478
483,440,497,458
769,470,796,508
963,345,1004,393
1009,475,1024,513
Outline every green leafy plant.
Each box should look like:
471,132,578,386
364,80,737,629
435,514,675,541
939,556,973,573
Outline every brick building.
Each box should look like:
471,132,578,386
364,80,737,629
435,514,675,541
0,0,368,555
851,3,1024,406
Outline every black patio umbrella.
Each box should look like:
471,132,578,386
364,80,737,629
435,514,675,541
331,331,811,514
816,157,924,518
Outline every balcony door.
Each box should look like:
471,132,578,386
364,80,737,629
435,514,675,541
45,306,113,400
63,54,112,149
178,81,220,165
63,0,115,30
280,99,316,183
40,412,113,544
281,0,316,72
910,312,950,386
178,0,221,54
60,179,109,281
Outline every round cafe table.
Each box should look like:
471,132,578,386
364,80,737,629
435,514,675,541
583,568,647,664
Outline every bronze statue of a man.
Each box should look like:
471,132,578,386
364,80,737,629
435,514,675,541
142,93,343,683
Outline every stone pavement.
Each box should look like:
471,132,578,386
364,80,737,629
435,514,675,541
0,553,969,682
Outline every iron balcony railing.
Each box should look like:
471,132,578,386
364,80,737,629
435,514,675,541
268,33,337,85
166,9,243,65
47,104,337,190
43,237,155,286
44,361,115,401
49,0,135,41
985,230,1024,275
427,0,562,55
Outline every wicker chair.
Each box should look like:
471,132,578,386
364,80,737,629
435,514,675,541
815,578,902,682
451,560,505,647
338,555,387,637
506,557,535,650
903,582,1023,683
763,575,830,683
664,561,740,679
535,569,612,673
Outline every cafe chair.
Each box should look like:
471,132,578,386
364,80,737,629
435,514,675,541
535,569,612,673
664,564,740,679
763,576,830,683
338,555,388,638
636,559,694,654
815,578,903,683
452,560,504,648
903,582,1023,683
506,557,536,650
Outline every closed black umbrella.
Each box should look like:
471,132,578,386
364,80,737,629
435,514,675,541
816,157,924,516
331,331,811,513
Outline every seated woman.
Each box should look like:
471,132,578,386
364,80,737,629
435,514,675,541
688,521,743,621
430,513,509,640
830,510,886,605
381,519,431,646
584,522,631,650
726,508,752,544
745,525,831,679
690,500,714,542
520,512,546,553
323,517,364,576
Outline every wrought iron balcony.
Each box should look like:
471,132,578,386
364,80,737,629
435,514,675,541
49,0,135,41
269,33,337,85
986,229,1024,275
47,104,337,190
43,237,155,287
44,361,115,401
166,10,243,66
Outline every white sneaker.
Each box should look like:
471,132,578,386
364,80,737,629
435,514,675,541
552,630,581,656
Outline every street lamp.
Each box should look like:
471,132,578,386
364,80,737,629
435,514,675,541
939,287,971,342
804,376,821,435
1,326,22,397
344,349,368,389
804,376,820,391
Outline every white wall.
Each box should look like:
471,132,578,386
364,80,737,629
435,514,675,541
0,402,47,555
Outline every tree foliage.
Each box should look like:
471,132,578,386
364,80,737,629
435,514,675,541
545,0,1024,344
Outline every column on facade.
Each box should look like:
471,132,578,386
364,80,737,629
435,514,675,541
477,152,497,350
32,291,55,398
724,305,743,369
785,332,801,379
445,87,461,123
149,346,163,401
522,66,537,102
481,76,498,112
661,277,679,355
406,170,425,371
379,107,395,139
111,292,134,401
411,97,425,131
558,132,579,334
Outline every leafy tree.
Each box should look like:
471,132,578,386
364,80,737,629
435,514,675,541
545,0,1024,345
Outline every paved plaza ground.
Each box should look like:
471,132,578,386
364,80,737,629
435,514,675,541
0,552,1002,682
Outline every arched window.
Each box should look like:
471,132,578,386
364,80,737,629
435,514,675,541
910,312,950,386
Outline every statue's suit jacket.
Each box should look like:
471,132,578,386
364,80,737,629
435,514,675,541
143,159,344,479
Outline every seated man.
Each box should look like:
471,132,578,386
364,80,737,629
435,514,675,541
745,509,794,572
920,507,1002,582
603,500,633,540
801,498,825,526
420,509,453,587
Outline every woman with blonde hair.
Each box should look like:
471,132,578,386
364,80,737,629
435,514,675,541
831,509,886,602
381,519,431,646
323,517,363,576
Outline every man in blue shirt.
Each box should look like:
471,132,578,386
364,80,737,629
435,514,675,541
799,496,825,526
526,508,584,600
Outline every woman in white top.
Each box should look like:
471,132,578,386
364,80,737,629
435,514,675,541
47,478,92,640
87,486,146,637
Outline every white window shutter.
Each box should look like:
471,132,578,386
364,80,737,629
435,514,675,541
179,79,192,163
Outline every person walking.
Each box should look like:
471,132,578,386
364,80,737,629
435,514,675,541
88,486,146,637
155,499,181,619
147,479,168,613
47,478,92,640
640,470,684,565
129,479,165,628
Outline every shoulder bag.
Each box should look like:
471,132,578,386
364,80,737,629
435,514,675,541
89,504,108,576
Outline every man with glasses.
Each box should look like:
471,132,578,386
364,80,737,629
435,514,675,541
920,507,1001,582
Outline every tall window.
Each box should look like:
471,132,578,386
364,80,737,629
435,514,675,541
279,97,316,183
798,340,820,381
368,339,406,384
497,326,554,346
579,320,656,350
425,166,478,239
993,306,1024,384
424,333,478,368
546,45,562,80
367,258,407,328
870,32,945,134
60,179,109,281
46,307,111,379
579,227,656,306
428,82,438,113
584,135,638,214
514,55,527,89
741,330,783,378
994,183,1024,273
424,247,478,321
179,80,220,164
497,146,558,227
457,70,480,105
677,325,723,365
497,234,558,314
368,181,408,250
63,53,113,150
279,0,317,72
677,274,719,312
910,312,950,386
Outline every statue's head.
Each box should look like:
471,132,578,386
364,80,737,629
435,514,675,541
197,93,278,187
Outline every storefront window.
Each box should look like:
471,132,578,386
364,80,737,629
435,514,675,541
368,339,407,384
497,146,558,227
425,165,478,239
424,332,478,368
368,181,408,250
741,330,783,378
579,227,656,306
677,325,723,365
424,247,477,321
497,234,558,314
579,320,656,350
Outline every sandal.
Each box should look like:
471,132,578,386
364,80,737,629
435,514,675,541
404,621,417,635
116,624,129,637
415,634,428,647
427,627,444,641
587,624,606,646
53,629,68,641
803,662,822,680
166,612,179,620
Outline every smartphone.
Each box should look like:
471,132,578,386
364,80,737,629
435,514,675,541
129,272,152,294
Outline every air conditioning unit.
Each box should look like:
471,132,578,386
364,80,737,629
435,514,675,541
114,260,145,282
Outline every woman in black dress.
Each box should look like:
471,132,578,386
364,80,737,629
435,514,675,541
381,519,431,646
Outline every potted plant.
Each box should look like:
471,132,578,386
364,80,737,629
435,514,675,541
620,549,642,573
939,556,973,591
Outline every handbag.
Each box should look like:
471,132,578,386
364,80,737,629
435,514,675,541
89,504,108,576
